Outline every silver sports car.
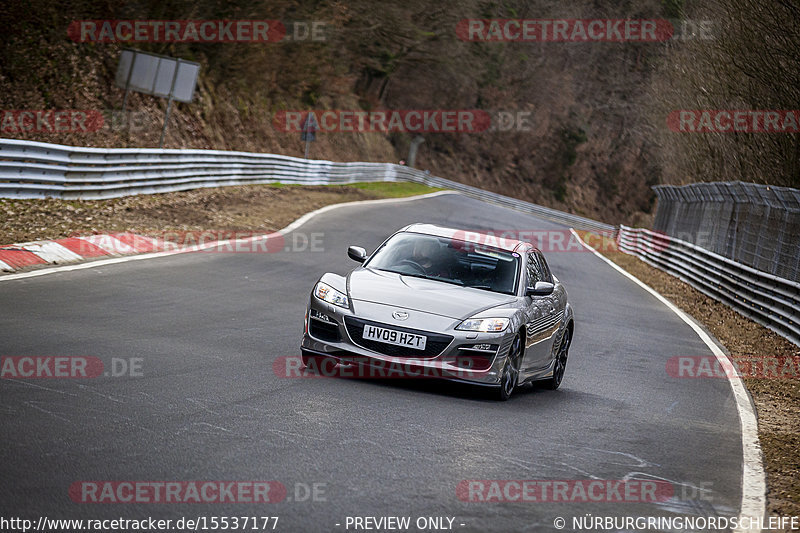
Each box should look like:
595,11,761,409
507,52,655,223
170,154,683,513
300,223,574,400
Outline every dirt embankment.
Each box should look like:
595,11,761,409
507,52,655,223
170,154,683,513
0,183,434,244
1,0,671,227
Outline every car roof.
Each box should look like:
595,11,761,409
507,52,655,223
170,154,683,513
401,223,535,253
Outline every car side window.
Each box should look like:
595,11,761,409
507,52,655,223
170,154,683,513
527,251,553,286
526,252,543,285
536,251,553,283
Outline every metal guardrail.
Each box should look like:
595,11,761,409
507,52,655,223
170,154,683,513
617,225,800,347
653,182,800,283
4,140,798,346
0,138,614,232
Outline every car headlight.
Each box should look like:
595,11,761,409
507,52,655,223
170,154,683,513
456,317,510,332
314,281,349,308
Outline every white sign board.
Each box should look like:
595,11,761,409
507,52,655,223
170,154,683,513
115,49,199,103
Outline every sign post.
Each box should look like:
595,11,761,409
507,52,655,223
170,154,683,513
120,53,135,112
159,60,183,149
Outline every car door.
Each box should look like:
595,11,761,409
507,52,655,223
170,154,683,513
520,251,561,374
536,251,566,368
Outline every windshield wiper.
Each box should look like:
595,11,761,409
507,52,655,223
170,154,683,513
466,285,515,295
376,268,430,281
427,275,464,286
375,269,465,288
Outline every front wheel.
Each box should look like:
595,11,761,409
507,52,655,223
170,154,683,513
497,334,522,401
544,326,571,390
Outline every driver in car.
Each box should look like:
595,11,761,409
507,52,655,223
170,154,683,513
411,239,450,278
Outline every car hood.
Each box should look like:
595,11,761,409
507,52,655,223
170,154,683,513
347,268,516,319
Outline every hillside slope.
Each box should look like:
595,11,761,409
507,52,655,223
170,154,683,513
6,0,789,225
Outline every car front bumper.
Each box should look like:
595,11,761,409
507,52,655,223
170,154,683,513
301,295,515,386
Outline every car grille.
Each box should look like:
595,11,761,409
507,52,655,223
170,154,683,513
344,316,453,358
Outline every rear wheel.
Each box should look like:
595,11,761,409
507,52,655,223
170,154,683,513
544,326,571,390
497,334,522,401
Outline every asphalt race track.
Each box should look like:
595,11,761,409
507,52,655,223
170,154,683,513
0,193,743,532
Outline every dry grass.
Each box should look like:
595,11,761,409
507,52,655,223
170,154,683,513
0,182,438,245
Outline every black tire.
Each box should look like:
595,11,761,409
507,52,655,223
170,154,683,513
497,334,523,401
544,326,571,390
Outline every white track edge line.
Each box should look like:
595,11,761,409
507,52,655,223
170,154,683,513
0,190,457,282
569,229,766,532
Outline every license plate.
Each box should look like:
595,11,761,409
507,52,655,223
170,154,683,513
363,325,427,350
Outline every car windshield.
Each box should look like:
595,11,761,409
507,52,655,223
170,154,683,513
365,232,520,295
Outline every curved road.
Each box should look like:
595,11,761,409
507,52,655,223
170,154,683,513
0,193,743,532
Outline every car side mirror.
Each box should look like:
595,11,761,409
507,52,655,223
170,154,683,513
526,281,554,296
347,246,368,263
